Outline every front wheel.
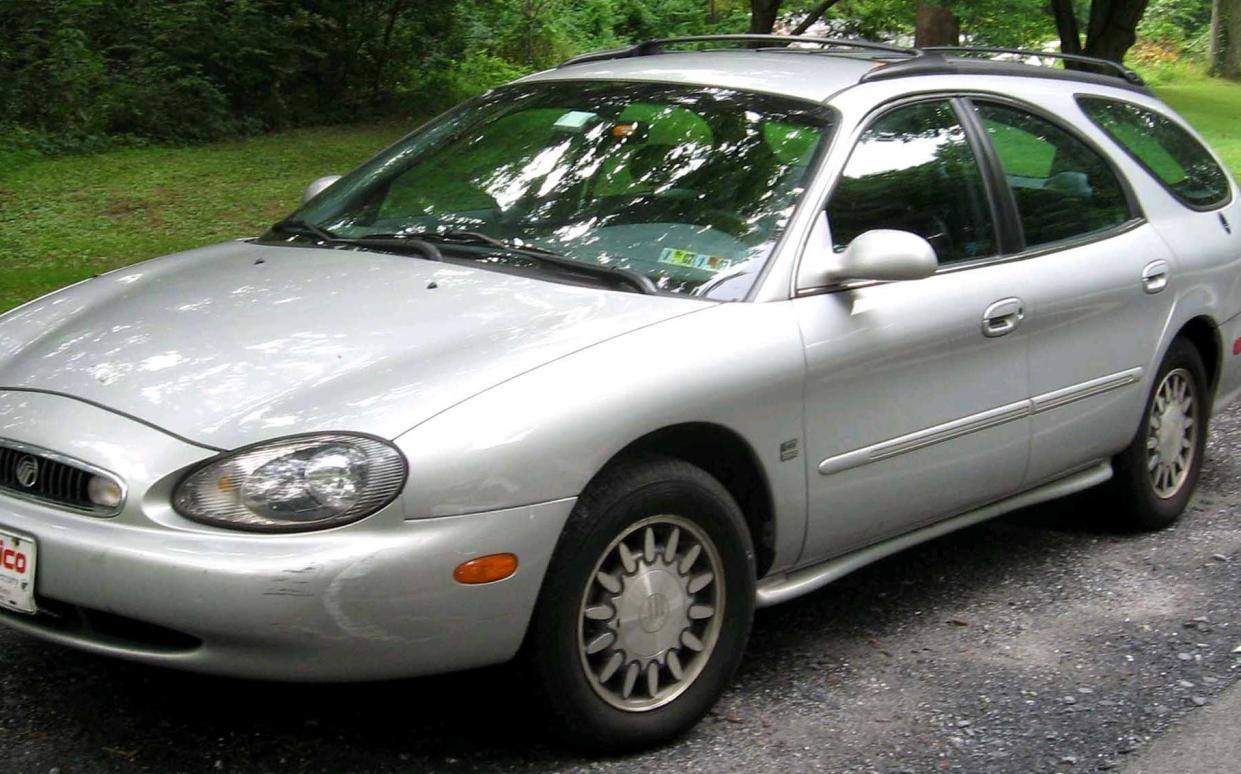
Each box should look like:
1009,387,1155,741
525,456,755,753
1105,338,1210,530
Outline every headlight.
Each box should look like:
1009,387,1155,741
173,433,407,532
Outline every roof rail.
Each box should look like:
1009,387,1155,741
557,36,1149,94
923,46,1146,86
558,34,918,68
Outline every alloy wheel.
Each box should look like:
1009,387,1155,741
1146,367,1198,500
577,514,725,712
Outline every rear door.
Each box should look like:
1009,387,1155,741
1078,94,1241,332
965,97,1177,485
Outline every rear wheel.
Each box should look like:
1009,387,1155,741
1105,338,1209,530
525,456,755,753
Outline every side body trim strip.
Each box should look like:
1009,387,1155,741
817,400,1030,476
1030,367,1143,414
817,367,1144,476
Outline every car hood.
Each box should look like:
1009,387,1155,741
0,242,704,449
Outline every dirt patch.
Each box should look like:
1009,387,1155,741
100,199,151,218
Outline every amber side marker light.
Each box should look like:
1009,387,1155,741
453,553,519,585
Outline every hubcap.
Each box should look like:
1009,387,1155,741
1146,368,1198,499
577,515,724,712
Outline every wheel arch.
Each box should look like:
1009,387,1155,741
592,422,778,578
1175,315,1223,395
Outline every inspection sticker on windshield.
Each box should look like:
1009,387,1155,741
658,248,733,272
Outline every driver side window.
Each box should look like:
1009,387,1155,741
827,100,996,264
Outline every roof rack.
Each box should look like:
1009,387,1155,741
860,47,1150,94
558,34,918,68
558,35,1150,93
923,46,1146,85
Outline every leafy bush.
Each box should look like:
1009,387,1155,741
2,0,1167,156
405,53,531,114
0,0,476,152
1138,0,1212,49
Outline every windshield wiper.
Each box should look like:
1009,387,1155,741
269,220,442,262
270,219,338,242
365,230,656,295
332,236,443,261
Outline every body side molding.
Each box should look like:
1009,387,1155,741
817,368,1144,476
1030,367,1143,414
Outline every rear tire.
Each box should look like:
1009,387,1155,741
1104,338,1209,530
525,455,755,753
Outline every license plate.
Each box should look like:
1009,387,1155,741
0,529,36,615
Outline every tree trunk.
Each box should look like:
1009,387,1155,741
1050,0,1083,55
1082,0,1151,62
914,3,960,48
790,0,843,35
1051,0,1149,64
369,0,404,107
749,0,781,34
1210,0,1241,79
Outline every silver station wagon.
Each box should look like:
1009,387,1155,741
1,35,1239,751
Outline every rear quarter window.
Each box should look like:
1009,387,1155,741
1078,96,1231,210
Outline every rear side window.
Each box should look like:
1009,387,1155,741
827,100,996,263
975,102,1131,249
1078,97,1231,210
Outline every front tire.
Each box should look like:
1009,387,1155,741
1105,338,1209,530
525,456,756,753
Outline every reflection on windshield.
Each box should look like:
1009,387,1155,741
283,81,834,300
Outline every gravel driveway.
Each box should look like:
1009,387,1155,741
4,404,1241,773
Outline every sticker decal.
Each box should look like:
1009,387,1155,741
658,247,734,273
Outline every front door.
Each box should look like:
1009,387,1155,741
796,98,1030,564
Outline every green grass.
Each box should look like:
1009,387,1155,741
1150,78,1241,176
3,70,1241,315
0,122,408,312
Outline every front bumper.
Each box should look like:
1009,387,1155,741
0,390,574,681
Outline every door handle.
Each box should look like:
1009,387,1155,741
1142,260,1170,294
982,297,1024,338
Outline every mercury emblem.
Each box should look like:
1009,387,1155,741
14,457,39,489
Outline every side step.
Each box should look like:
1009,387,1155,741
755,461,1113,608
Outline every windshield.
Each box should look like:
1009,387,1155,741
277,81,834,300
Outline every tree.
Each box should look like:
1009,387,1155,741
750,0,1070,49
750,0,780,32
1210,0,1241,78
791,0,844,34
1051,0,1153,63
915,2,959,46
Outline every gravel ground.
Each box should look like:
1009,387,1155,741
4,405,1241,773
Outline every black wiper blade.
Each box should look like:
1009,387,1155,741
334,236,443,262
270,219,338,242
376,230,656,295
269,220,442,262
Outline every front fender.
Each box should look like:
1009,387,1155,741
393,301,809,573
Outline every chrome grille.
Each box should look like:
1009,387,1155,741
0,440,123,516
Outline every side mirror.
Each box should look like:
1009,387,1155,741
302,175,342,204
831,229,938,283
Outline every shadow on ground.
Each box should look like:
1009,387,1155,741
1,482,1157,772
